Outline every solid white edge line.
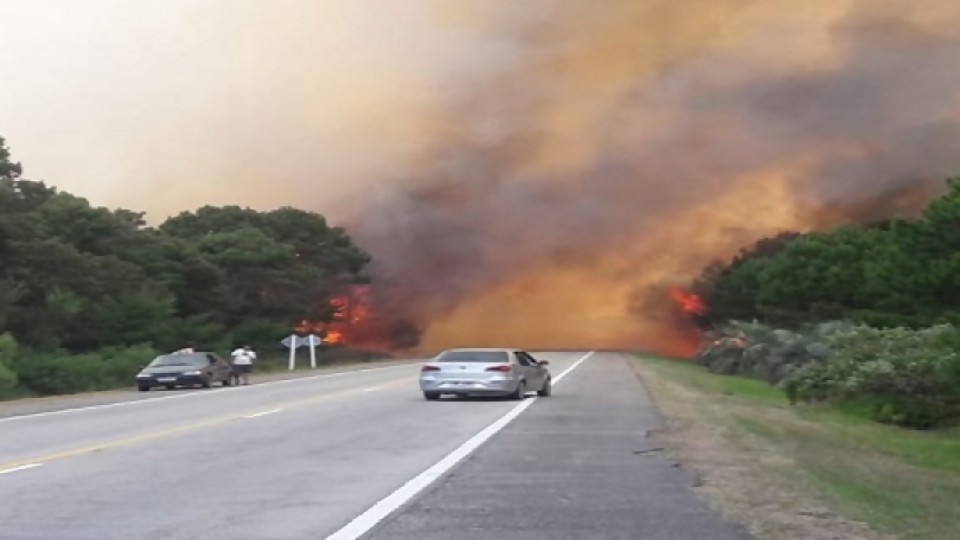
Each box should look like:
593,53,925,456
0,363,417,425
0,463,43,476
323,350,595,540
551,351,593,384
243,408,283,419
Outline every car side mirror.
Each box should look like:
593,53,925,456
538,360,549,366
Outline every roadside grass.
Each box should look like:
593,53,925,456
631,356,960,540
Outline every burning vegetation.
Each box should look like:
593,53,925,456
669,288,707,319
337,0,960,356
295,286,420,352
158,0,960,357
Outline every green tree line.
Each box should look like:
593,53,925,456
693,179,960,428
697,178,960,330
0,136,370,397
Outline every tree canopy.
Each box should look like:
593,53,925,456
698,178,960,329
0,136,370,354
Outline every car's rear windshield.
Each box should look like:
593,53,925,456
436,351,509,363
149,354,207,367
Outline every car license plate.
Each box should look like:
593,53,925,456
158,377,176,382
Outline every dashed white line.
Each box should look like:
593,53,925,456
0,463,43,476
363,387,382,393
323,351,594,540
243,408,283,419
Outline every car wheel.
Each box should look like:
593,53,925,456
510,381,527,400
201,379,212,389
222,377,232,387
138,385,150,392
424,392,441,401
537,378,552,397
164,384,176,390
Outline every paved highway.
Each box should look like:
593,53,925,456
0,352,749,540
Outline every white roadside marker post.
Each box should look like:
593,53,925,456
288,334,297,371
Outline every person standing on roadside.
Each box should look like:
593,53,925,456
230,345,256,385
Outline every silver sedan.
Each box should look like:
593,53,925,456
419,348,552,401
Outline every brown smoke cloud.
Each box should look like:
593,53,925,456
342,0,960,354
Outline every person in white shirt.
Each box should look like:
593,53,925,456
230,345,256,385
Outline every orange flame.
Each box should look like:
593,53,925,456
669,287,706,316
294,286,381,348
324,330,344,344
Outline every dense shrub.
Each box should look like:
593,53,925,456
783,325,960,429
0,333,19,397
9,344,159,395
697,322,960,429
697,320,852,383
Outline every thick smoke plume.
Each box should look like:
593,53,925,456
346,0,960,355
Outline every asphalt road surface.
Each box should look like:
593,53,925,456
0,352,749,540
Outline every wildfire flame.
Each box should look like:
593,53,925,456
324,330,344,345
323,289,367,344
294,285,410,351
663,287,709,358
294,290,365,346
669,287,706,316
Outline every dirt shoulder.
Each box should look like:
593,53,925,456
629,355,960,540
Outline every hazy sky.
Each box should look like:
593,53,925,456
1,0,483,220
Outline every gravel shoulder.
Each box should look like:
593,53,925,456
629,356,895,540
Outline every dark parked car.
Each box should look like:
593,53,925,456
135,352,233,391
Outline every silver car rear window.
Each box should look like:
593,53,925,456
436,351,509,363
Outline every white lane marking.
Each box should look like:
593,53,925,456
0,363,417,425
552,351,592,383
243,408,283,419
363,387,382,393
324,351,594,540
0,463,43,476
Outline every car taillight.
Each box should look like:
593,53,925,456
485,365,512,372
421,365,440,372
